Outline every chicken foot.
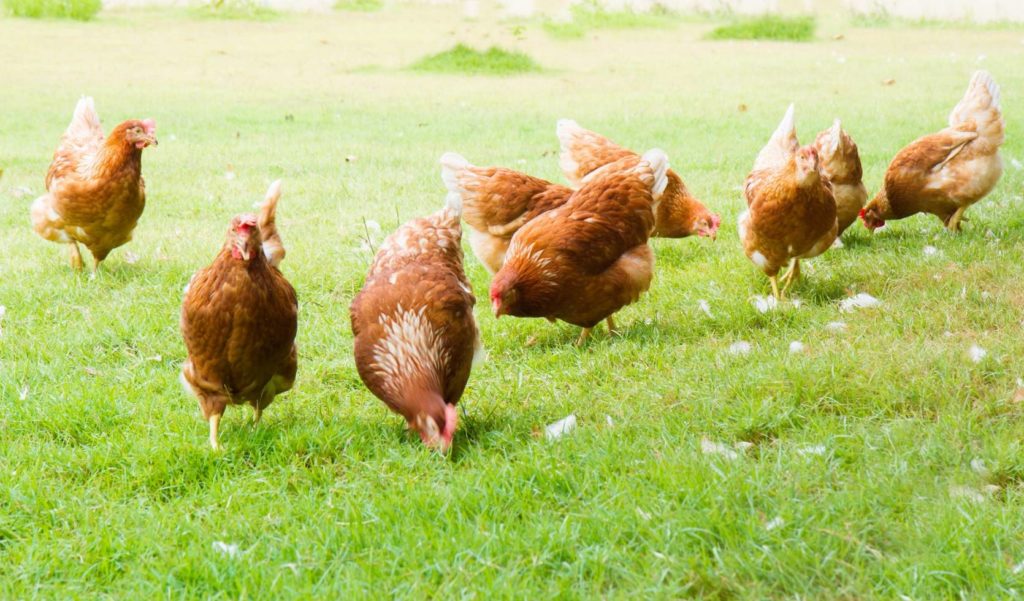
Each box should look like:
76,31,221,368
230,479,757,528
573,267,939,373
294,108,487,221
770,276,781,300
575,316,620,346
945,207,968,232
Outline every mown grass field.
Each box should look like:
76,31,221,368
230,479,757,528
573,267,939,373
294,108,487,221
1,5,1023,598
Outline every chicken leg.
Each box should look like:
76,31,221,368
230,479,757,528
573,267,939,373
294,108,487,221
781,259,801,297
208,413,223,450
252,405,263,426
770,275,781,300
946,206,968,232
606,316,619,336
575,328,592,346
69,242,83,270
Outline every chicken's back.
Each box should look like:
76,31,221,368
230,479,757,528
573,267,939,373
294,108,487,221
441,153,573,273
351,261,478,411
499,151,666,327
558,121,719,240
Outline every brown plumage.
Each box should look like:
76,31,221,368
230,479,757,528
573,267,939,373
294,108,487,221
861,71,1004,232
814,119,867,236
31,97,158,273
739,105,837,299
180,181,298,450
350,198,479,451
489,149,669,345
441,153,573,274
557,119,720,240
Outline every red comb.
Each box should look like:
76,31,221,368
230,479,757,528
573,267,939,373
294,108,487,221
141,118,156,135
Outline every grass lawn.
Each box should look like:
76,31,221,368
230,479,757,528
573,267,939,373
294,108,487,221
1,5,1024,598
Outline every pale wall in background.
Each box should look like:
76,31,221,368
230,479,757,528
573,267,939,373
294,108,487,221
101,0,1024,22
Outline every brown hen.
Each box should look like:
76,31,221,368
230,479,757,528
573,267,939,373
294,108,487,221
489,149,669,345
814,119,867,236
557,119,720,240
350,196,480,451
861,71,1003,232
180,181,298,450
739,105,837,299
31,97,158,274
441,152,573,274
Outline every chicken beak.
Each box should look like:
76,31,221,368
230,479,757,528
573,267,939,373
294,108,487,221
234,237,251,260
491,297,503,318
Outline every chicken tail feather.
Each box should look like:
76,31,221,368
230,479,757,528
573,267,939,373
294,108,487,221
949,71,1003,142
30,194,65,242
258,179,285,267
555,118,587,181
641,148,670,200
439,152,470,216
754,103,799,171
66,96,103,142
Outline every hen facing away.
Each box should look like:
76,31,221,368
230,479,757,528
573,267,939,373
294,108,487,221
350,195,480,452
739,104,837,299
489,150,669,346
441,152,573,274
557,119,720,240
814,119,867,236
180,181,297,450
31,97,158,274
861,71,1003,233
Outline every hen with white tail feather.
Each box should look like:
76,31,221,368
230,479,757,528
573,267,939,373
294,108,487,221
489,150,669,345
814,119,867,236
350,194,480,451
31,96,157,273
180,182,297,450
861,71,1004,232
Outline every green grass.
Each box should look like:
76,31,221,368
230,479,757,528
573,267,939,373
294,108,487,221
542,3,679,40
410,43,541,75
334,0,382,12
1,6,1024,598
850,10,1024,31
2,0,100,20
707,14,816,41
